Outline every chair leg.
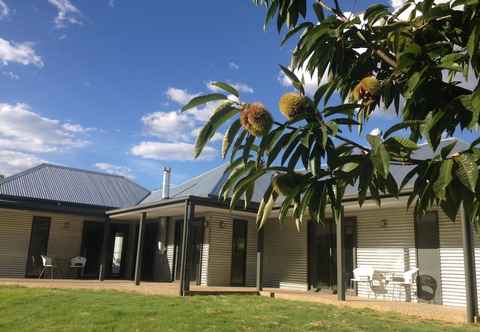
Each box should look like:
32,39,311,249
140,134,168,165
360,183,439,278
39,267,45,279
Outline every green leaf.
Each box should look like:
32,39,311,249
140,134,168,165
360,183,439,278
279,64,305,95
222,119,241,159
209,82,239,97
312,1,325,21
453,153,478,192
433,159,454,200
182,93,227,112
467,23,480,60
194,101,238,158
383,121,423,138
281,22,312,46
370,143,390,179
440,140,457,159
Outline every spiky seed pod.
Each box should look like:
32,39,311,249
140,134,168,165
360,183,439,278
272,172,306,197
240,102,273,137
352,76,380,102
279,93,310,120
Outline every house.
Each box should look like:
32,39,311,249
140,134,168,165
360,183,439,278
0,138,478,319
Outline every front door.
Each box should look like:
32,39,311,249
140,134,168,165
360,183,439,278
308,218,356,291
81,221,104,278
231,219,248,286
26,217,51,277
173,219,204,285
188,220,204,285
415,212,442,304
142,222,159,281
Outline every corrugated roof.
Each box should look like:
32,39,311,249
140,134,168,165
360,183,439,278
0,164,149,209
140,138,469,206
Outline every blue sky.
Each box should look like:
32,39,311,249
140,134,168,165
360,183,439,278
0,0,436,190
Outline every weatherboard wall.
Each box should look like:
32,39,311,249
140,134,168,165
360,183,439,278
353,206,417,301
0,207,103,278
263,220,309,291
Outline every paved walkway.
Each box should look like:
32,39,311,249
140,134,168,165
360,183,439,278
0,278,469,324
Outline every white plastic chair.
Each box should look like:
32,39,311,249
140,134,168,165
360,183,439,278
390,267,419,301
70,256,87,278
350,266,374,297
39,255,55,279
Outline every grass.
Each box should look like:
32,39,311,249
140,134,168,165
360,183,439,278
0,286,478,332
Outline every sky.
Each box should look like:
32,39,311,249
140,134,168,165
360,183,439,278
0,0,451,190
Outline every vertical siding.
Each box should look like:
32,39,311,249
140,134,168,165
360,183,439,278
0,208,32,277
355,207,416,301
206,213,233,286
263,220,308,291
438,211,466,307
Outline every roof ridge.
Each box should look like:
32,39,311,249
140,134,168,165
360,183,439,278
0,163,46,186
0,163,149,194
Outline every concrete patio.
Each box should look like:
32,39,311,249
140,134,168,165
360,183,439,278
0,278,470,324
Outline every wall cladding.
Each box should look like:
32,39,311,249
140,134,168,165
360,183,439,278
263,220,308,291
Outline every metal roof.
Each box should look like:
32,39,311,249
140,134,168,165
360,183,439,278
140,137,469,206
0,164,149,209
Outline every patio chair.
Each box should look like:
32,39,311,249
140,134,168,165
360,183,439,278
390,268,419,301
39,255,55,279
349,266,374,297
70,256,87,279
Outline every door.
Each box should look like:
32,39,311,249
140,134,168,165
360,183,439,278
188,220,204,285
308,218,356,291
26,217,51,277
81,221,104,278
173,220,183,280
415,212,442,304
231,219,248,286
109,223,130,278
142,222,159,281
173,219,204,284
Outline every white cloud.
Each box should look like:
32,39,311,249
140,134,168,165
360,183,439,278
62,122,95,133
192,127,223,142
108,0,115,8
133,86,234,161
229,62,239,70
278,64,329,96
95,162,134,179
0,103,90,153
131,142,216,161
2,71,19,80
0,151,45,176
0,38,44,67
166,87,198,105
0,1,9,19
207,81,254,94
48,0,83,29
142,111,196,142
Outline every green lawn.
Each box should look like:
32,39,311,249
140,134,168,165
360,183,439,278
0,286,478,332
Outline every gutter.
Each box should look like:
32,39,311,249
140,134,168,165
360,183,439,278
106,195,260,217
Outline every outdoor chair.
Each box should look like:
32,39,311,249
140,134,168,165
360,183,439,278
39,255,55,279
350,265,374,297
390,268,419,301
70,256,87,278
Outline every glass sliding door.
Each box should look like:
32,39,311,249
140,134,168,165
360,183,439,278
308,218,356,291
26,217,51,277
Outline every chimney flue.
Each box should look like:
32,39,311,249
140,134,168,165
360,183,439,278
162,167,171,199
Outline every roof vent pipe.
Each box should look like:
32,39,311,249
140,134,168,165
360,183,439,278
162,167,171,199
